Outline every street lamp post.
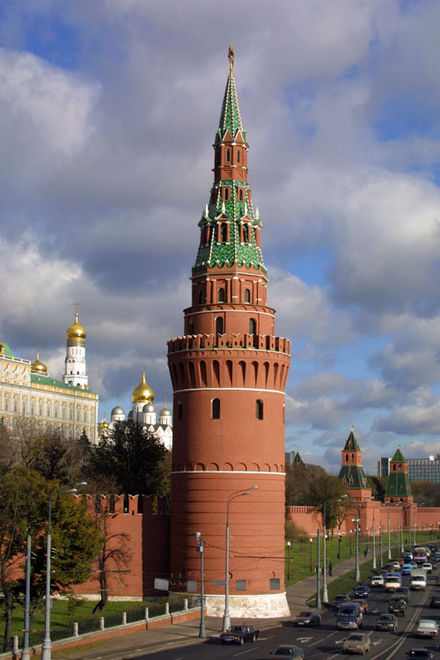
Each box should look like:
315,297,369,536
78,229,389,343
194,532,205,639
222,486,258,632
372,519,376,570
316,529,321,610
322,495,346,603
353,516,360,582
388,511,391,560
414,522,417,546
286,541,291,581
349,530,352,556
337,531,342,559
41,482,87,660
379,522,383,568
309,538,313,573
22,533,32,660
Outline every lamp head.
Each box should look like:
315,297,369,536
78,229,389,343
194,531,201,540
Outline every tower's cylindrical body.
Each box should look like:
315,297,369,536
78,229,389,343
168,50,291,618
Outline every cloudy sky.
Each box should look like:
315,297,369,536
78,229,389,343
1,0,440,473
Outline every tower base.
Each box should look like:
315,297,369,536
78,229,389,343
205,591,290,618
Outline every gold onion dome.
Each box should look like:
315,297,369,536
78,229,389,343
132,370,155,404
66,312,86,340
31,353,48,375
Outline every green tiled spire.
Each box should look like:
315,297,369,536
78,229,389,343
343,427,361,452
391,447,406,463
193,47,265,274
217,45,246,141
338,426,368,490
338,464,368,490
385,447,412,499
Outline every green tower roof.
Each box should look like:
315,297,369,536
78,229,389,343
193,48,265,274
0,340,16,358
385,446,412,499
391,447,407,463
343,427,361,452
338,464,368,490
217,45,246,141
385,471,412,498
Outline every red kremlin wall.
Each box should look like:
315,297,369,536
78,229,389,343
286,501,440,539
67,494,440,602
74,494,170,600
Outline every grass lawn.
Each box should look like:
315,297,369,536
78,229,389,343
0,598,162,648
285,530,438,587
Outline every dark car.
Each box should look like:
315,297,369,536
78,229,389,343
269,645,304,658
395,586,410,602
332,594,350,609
354,585,370,598
430,595,440,608
293,610,321,627
376,613,398,632
389,596,407,616
407,649,434,658
220,624,259,645
351,598,368,614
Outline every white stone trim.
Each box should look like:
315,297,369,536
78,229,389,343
204,591,290,618
172,470,285,475
173,386,286,394
187,308,275,318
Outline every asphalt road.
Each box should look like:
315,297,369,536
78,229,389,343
55,566,440,659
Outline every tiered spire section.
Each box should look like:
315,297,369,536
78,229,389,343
385,447,413,501
194,46,264,274
338,427,369,492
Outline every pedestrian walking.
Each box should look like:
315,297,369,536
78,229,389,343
328,561,333,576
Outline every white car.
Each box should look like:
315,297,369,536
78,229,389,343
371,574,384,587
411,575,427,590
416,619,439,638
385,575,402,591
422,562,433,573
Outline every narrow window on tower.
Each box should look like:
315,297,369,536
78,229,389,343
221,223,228,242
239,188,244,201
249,318,256,335
212,398,221,419
216,317,224,334
218,287,225,302
177,402,183,421
226,148,231,162
243,224,249,243
198,290,203,304
237,149,241,163
244,288,251,303
224,187,229,201
256,399,264,420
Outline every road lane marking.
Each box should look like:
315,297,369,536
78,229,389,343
233,648,257,656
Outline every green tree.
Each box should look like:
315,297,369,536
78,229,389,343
0,469,101,651
307,474,348,531
367,475,387,502
411,481,440,507
285,462,327,506
85,421,170,495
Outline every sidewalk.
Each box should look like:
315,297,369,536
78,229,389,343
286,554,360,614
47,556,364,658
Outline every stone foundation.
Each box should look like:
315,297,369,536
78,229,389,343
205,591,290,618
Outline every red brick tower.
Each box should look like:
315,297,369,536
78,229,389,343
167,47,291,619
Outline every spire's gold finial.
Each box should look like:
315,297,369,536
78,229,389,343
36,342,40,359
228,44,234,73
351,424,354,431
74,302,79,321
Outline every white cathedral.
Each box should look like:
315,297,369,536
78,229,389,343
99,371,173,451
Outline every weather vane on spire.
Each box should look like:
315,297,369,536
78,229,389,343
228,44,234,73
74,302,79,318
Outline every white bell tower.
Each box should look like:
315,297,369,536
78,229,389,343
63,303,88,389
